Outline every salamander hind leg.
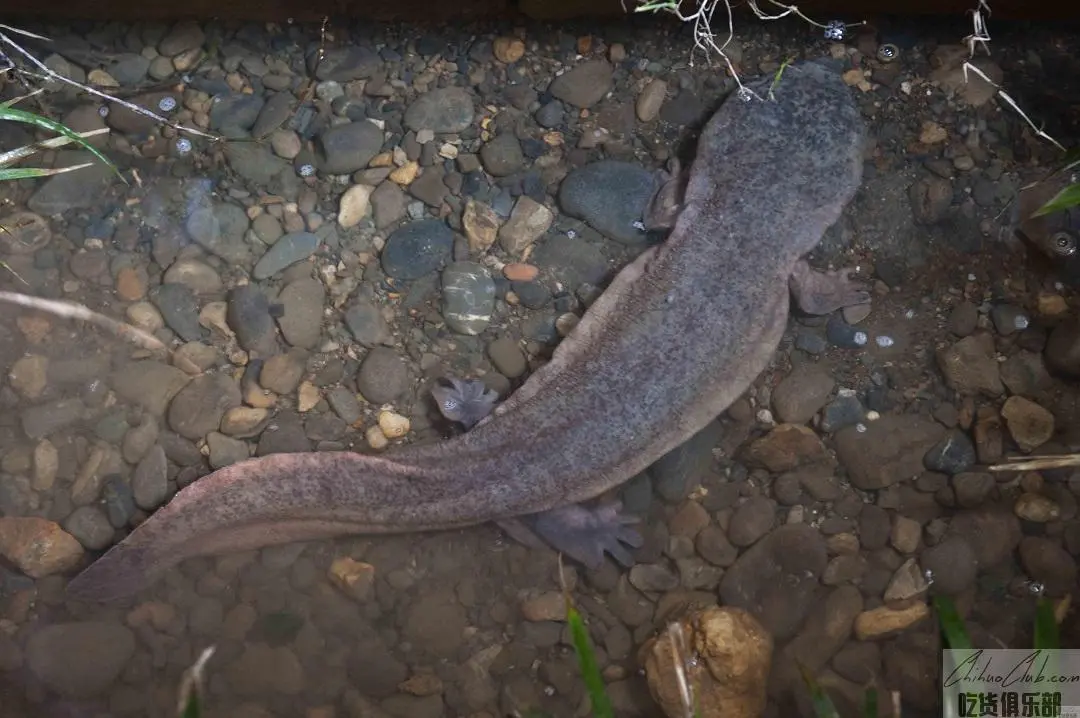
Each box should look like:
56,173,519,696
642,158,688,232
789,259,871,316
524,501,643,569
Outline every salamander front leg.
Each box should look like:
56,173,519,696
789,259,871,316
518,502,644,569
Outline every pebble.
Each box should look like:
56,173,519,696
33,439,59,491
548,59,613,108
1045,318,1080,378
326,386,363,425
26,622,136,698
9,354,48,399
853,603,930,640
936,334,1004,396
228,285,278,357
253,231,319,279
151,283,203,341
923,430,977,474
0,517,84,578
441,262,496,335
260,350,308,395
1000,395,1055,452
62,506,115,550
825,313,867,348
493,36,525,63
163,257,224,295
920,536,977,594
636,79,668,122
1018,537,1077,596
1014,493,1061,522
499,196,554,254
276,278,326,349
343,296,393,347
126,302,165,333
771,364,835,424
328,557,376,601
820,393,866,433
167,372,242,440
832,414,945,490
102,477,136,528
132,445,168,510
558,161,654,245
357,348,408,404
21,398,87,440
381,220,455,280
221,407,271,437
377,410,410,438
402,87,475,133
480,133,525,177
488,337,527,378
338,184,375,228
185,201,252,264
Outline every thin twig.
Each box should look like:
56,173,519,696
176,645,216,716
987,453,1080,472
0,290,169,354
632,0,863,102
953,2,1065,152
0,24,222,142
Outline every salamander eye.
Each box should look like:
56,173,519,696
1051,231,1077,257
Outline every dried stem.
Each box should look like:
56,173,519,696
0,290,169,355
988,454,1080,472
0,23,222,142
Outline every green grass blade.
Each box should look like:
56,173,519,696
0,105,123,182
566,600,614,718
799,663,841,718
1032,182,1080,217
934,595,973,650
179,691,200,718
1034,597,1060,650
0,164,93,181
863,686,878,718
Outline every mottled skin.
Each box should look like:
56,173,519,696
66,59,868,602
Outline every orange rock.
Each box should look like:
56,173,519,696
0,517,85,579
493,36,525,64
115,265,147,301
503,263,539,282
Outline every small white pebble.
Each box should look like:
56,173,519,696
1029,581,1044,595
855,423,867,433
1013,314,1029,330
875,335,894,348
566,229,577,239
967,273,977,281
853,331,868,345
632,220,645,231
366,425,389,450
838,387,857,397
865,410,880,421
904,309,915,319
756,409,775,425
